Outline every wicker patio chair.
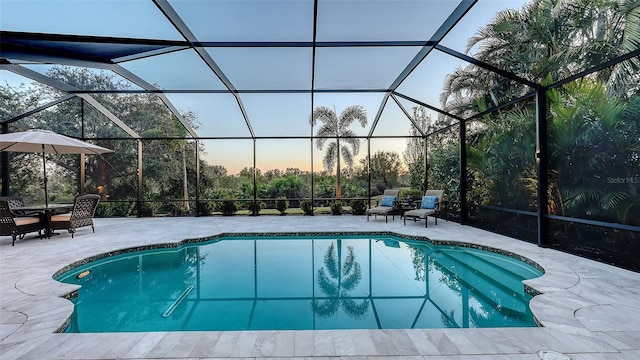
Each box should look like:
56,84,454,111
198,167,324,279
0,196,41,217
0,196,25,209
49,194,101,238
0,200,44,246
403,190,445,228
366,189,400,223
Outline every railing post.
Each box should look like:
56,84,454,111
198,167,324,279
137,139,143,218
459,120,468,224
423,135,428,192
252,139,258,216
195,139,200,216
1,122,8,196
536,87,549,247
367,138,372,208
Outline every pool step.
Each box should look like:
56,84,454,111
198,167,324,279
441,249,536,291
430,251,531,315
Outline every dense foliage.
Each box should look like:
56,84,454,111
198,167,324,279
429,0,640,227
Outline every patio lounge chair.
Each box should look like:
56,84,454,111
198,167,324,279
49,194,100,238
0,200,44,246
403,190,444,228
366,189,400,223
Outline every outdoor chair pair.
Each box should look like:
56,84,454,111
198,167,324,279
0,194,101,245
366,189,400,223
404,190,445,228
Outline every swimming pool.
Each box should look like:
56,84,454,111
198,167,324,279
55,233,543,332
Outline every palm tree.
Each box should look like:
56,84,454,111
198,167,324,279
440,0,640,116
547,79,640,224
310,105,367,199
312,241,369,319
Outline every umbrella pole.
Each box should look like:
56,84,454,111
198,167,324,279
42,146,48,208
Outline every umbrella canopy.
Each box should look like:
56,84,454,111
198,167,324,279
0,129,113,207
0,129,113,155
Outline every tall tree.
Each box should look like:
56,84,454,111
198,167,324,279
3,66,207,208
404,106,431,190
441,0,640,117
310,105,367,199
359,151,404,191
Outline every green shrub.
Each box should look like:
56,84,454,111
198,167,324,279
97,201,130,217
400,189,424,201
275,197,289,215
330,201,343,215
350,199,367,215
249,201,262,215
94,202,113,217
300,200,314,216
197,200,215,216
113,201,135,216
95,201,137,217
169,202,192,216
139,201,160,217
217,199,238,216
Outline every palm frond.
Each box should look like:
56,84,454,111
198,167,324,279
341,263,362,292
323,142,337,173
342,246,355,274
323,243,339,279
563,186,602,210
315,136,329,150
315,124,337,139
339,105,368,129
310,106,337,127
600,191,629,212
340,298,369,319
340,147,355,170
341,135,360,153
312,298,340,318
316,267,339,296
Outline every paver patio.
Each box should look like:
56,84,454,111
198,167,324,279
1,216,638,359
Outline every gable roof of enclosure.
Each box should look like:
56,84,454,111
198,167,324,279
1,0,627,140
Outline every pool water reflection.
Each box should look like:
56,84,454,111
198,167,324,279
56,235,543,332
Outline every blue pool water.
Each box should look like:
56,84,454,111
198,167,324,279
56,234,543,332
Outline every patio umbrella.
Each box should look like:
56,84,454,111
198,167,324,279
0,129,113,207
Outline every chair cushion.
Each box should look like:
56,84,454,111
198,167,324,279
51,214,72,222
380,196,396,207
404,208,434,218
421,196,438,209
14,217,40,226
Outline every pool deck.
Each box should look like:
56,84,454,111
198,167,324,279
1,215,638,360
